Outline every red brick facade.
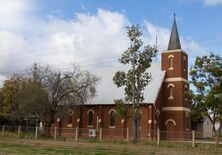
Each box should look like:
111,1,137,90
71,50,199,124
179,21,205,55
52,48,191,141
158,49,191,140
52,18,191,141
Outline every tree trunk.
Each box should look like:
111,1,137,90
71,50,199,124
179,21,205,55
212,122,220,146
133,118,137,143
41,112,54,137
133,105,140,143
216,122,222,146
46,123,52,137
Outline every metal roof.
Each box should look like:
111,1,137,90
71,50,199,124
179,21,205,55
85,63,165,105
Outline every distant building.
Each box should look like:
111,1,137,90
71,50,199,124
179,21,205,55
53,16,191,141
195,116,213,138
194,116,221,139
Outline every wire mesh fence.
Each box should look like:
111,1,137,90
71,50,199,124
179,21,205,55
159,130,192,141
195,131,217,144
3,126,18,137
20,126,36,139
0,125,220,147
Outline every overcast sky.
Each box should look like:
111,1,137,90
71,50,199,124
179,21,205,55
0,0,221,83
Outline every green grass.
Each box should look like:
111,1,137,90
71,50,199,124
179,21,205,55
0,142,138,155
20,131,35,138
1,138,222,155
0,143,75,155
0,143,121,155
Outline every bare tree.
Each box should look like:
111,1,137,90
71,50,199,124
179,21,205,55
4,63,99,136
43,65,99,129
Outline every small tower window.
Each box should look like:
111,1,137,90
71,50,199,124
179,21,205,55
167,83,175,100
183,56,186,71
168,55,174,70
87,110,94,127
184,85,188,101
169,87,173,98
109,109,116,127
185,111,190,131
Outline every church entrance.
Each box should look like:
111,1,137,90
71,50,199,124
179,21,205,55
166,121,175,140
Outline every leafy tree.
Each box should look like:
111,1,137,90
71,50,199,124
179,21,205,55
16,78,49,127
190,52,222,145
115,99,128,119
113,25,157,142
0,89,5,125
0,89,2,113
0,75,22,118
189,90,204,130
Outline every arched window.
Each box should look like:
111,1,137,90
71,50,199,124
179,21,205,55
169,57,173,68
183,56,186,71
184,85,188,100
170,86,173,97
109,110,116,127
167,83,175,100
87,110,94,126
185,111,190,131
156,110,160,129
168,55,174,70
68,110,73,124
165,119,176,126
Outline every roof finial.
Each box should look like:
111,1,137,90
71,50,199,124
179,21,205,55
174,13,176,20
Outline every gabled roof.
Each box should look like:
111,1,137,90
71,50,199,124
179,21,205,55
168,14,181,50
86,63,165,105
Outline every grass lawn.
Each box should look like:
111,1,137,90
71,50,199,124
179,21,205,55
0,137,222,155
0,143,78,155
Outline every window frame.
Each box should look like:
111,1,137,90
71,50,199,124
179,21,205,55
183,56,187,71
66,110,73,127
167,83,175,100
168,55,174,70
184,84,188,101
87,110,94,127
109,109,116,128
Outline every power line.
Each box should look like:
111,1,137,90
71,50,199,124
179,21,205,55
0,56,120,76
0,45,164,76
0,44,164,76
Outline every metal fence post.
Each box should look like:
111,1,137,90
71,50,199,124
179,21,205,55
157,128,160,146
192,130,195,148
75,127,78,141
126,127,129,142
54,126,57,140
99,127,102,141
1,125,5,137
17,125,21,138
35,126,38,139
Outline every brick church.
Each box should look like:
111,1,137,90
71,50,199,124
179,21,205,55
53,16,191,141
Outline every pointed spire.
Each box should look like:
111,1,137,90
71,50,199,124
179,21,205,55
168,13,181,50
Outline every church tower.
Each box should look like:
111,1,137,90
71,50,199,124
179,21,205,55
161,15,191,139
